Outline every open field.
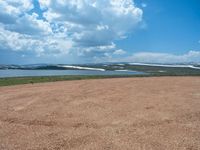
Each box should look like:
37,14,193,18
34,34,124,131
0,75,148,87
0,77,200,150
0,73,200,87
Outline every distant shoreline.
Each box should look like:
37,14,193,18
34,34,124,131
1,63,200,86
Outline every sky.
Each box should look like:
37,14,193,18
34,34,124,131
0,0,200,64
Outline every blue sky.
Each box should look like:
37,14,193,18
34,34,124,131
0,0,200,64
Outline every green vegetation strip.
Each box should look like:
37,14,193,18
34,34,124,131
0,75,148,87
1,72,200,87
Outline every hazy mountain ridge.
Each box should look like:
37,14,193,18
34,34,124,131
0,63,200,70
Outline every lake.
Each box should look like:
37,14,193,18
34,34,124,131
0,69,146,78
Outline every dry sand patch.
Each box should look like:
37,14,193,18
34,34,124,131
0,77,200,150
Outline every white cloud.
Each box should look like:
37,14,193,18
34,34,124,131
4,13,52,35
113,49,126,55
38,0,143,56
120,51,200,63
0,0,142,58
0,25,72,56
0,0,33,24
1,1,199,64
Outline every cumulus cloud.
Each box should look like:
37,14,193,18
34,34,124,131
0,0,143,58
113,49,126,55
41,0,143,56
120,51,200,63
0,25,72,56
4,13,52,35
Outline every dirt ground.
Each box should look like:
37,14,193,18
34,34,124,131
0,77,200,150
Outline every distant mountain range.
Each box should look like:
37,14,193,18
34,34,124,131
0,64,106,70
1,63,200,77
0,63,200,70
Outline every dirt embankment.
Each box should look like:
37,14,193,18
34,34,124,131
0,77,200,150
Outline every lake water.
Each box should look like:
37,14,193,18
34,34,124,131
0,69,146,78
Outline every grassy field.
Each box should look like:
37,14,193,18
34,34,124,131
0,72,200,87
0,75,149,87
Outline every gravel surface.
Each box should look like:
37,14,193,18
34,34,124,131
0,77,200,150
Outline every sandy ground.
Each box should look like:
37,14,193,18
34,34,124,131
0,77,200,150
